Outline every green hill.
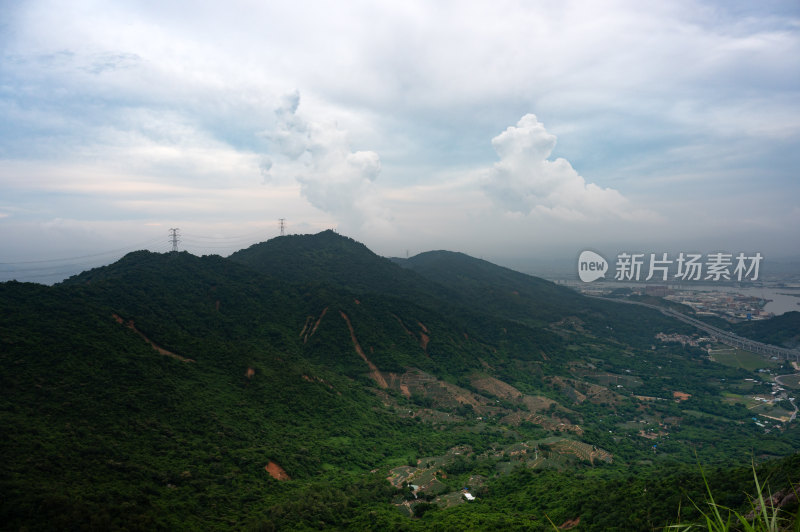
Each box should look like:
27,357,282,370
394,249,581,327
732,311,800,349
228,230,454,306
1,233,798,530
395,249,692,348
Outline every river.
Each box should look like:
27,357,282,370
565,281,800,317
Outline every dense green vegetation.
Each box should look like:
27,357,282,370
2,231,798,530
732,312,800,349
692,309,800,350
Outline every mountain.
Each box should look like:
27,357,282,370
2,232,799,530
232,231,684,349
228,230,454,305
394,249,690,349
394,249,580,322
732,311,800,349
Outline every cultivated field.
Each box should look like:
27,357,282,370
708,347,777,371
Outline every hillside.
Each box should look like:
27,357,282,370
395,249,692,348
228,230,455,307
393,249,584,330
2,232,799,530
732,311,800,349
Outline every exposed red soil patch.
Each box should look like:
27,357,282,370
312,307,328,333
392,314,411,334
390,316,432,352
471,375,523,401
551,376,620,405
340,311,388,389
354,298,360,305
501,411,583,435
549,376,588,403
673,391,691,401
245,367,255,379
550,439,611,464
384,373,413,398
112,314,194,363
311,307,328,334
393,314,421,348
419,332,430,350
301,307,328,343
522,395,558,412
639,430,668,440
559,517,580,529
265,461,290,481
385,368,505,414
440,380,482,408
301,374,336,391
299,316,313,338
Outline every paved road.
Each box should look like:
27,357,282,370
773,375,799,422
591,296,800,362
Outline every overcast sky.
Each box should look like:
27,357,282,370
1,0,798,282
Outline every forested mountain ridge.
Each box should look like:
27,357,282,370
393,249,693,348
228,230,456,308
2,232,798,530
731,311,800,349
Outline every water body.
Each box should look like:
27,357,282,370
566,281,800,317
709,286,800,316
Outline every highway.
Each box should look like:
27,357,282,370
592,296,800,362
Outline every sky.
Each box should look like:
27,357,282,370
1,0,799,282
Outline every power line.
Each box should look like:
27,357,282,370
181,229,267,242
0,225,286,283
181,234,265,247
2,226,279,268
0,236,169,284
0,236,165,265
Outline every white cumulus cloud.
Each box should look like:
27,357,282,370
484,114,652,221
267,92,387,230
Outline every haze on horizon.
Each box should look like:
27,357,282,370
1,0,799,283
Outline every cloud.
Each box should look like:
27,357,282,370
483,114,653,221
259,156,273,183
0,1,797,262
267,92,387,230
270,92,308,159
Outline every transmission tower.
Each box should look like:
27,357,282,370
169,228,180,252
279,218,286,236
